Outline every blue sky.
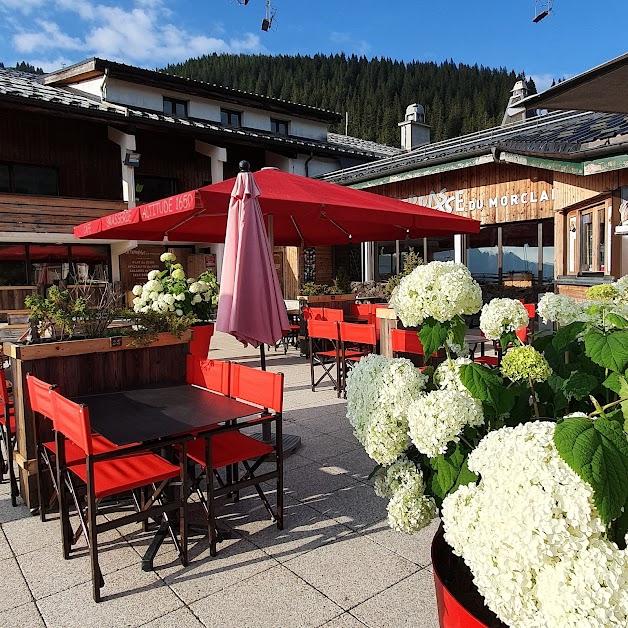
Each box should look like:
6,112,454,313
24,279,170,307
0,0,626,92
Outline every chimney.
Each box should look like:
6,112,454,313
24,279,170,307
398,103,430,151
501,79,536,126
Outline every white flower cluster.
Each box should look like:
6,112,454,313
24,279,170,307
442,422,628,628
390,261,482,326
132,274,213,315
479,298,529,340
537,293,582,326
373,457,437,534
407,388,483,458
433,357,472,394
346,354,427,466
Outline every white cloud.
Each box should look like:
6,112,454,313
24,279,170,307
529,73,555,93
0,0,45,15
5,0,266,69
329,31,372,56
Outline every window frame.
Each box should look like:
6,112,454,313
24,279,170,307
162,96,189,118
220,108,242,128
567,204,607,275
271,118,289,136
0,162,59,196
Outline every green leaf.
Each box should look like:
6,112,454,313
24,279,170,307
459,363,514,416
449,316,467,350
552,321,586,351
562,371,599,401
604,372,625,395
584,330,628,373
419,318,448,358
607,313,628,329
429,444,477,501
554,417,628,525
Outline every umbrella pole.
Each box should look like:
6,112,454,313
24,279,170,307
259,344,272,442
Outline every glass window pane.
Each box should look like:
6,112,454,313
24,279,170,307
580,212,594,272
163,98,173,115
0,245,28,285
0,165,8,193
502,221,539,285
135,176,177,205
12,166,58,196
541,219,554,283
29,244,69,285
399,239,425,271
467,226,498,284
69,245,110,283
175,102,186,117
428,236,454,262
220,110,228,125
599,209,606,272
377,241,396,279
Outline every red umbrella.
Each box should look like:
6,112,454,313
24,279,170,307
216,165,290,349
74,170,479,244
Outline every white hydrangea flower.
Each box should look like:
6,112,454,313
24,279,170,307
197,281,210,293
407,388,483,458
175,309,183,316
537,293,580,326
191,294,202,305
172,268,185,280
479,298,529,340
160,252,176,263
175,293,186,302
147,270,160,281
132,284,143,296
346,354,428,466
189,282,201,294
433,357,472,394
387,484,437,534
390,261,482,325
374,456,422,499
161,293,175,306
441,422,627,628
145,279,163,293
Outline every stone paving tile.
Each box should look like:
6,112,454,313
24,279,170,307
2,510,63,556
0,556,33,612
154,535,277,605
283,462,360,505
19,530,141,599
36,564,183,628
140,607,204,628
330,448,378,485
222,493,353,563
0,493,31,525
0,526,12,560
284,533,418,611
0,601,44,628
298,433,362,464
351,569,440,628
190,564,343,628
308,482,387,533
323,612,368,627
361,518,440,568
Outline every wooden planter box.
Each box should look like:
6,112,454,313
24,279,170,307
4,331,191,509
297,293,356,315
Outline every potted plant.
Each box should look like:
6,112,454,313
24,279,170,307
131,252,219,358
346,261,628,627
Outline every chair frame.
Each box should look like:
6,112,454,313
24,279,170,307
51,390,190,602
0,367,18,506
308,319,341,392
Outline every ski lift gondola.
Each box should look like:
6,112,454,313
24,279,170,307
533,0,553,23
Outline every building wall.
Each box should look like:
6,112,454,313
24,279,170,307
0,107,121,200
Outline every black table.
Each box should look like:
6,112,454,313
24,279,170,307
76,384,260,446
75,384,261,568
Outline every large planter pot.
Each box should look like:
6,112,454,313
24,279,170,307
432,526,506,628
4,331,191,509
189,323,214,358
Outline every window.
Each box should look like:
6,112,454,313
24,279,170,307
221,108,242,127
0,245,27,286
135,176,177,205
163,97,188,118
69,245,110,283
428,236,455,263
567,204,606,275
0,163,58,196
467,226,498,284
376,241,397,279
271,118,289,135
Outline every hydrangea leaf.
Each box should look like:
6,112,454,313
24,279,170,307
428,444,477,502
584,329,628,373
449,315,467,350
419,318,448,358
554,417,628,524
607,313,628,330
562,371,599,401
603,372,625,395
459,363,514,416
552,321,586,351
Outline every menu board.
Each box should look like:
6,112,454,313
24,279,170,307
119,246,165,292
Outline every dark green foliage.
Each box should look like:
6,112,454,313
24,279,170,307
11,61,45,74
163,53,518,145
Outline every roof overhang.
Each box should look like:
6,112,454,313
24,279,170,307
522,52,628,114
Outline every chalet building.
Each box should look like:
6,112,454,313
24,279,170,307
0,58,398,306
321,79,628,301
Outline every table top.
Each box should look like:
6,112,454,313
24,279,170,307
75,385,260,446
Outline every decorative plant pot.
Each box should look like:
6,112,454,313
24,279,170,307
432,526,506,628
190,323,215,358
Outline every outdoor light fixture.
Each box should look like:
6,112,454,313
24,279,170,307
123,151,141,167
261,18,270,31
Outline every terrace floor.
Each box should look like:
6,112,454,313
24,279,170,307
0,332,440,628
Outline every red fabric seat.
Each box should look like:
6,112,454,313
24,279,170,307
68,452,180,499
186,432,274,469
42,433,127,465
474,356,499,367
0,406,15,432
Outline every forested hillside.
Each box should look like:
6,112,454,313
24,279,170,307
165,54,532,146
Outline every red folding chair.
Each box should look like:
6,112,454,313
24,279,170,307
184,361,284,556
472,331,501,368
323,307,344,322
308,319,341,392
390,328,434,370
0,367,18,506
350,303,372,321
339,322,377,397
302,306,324,321
49,388,188,602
